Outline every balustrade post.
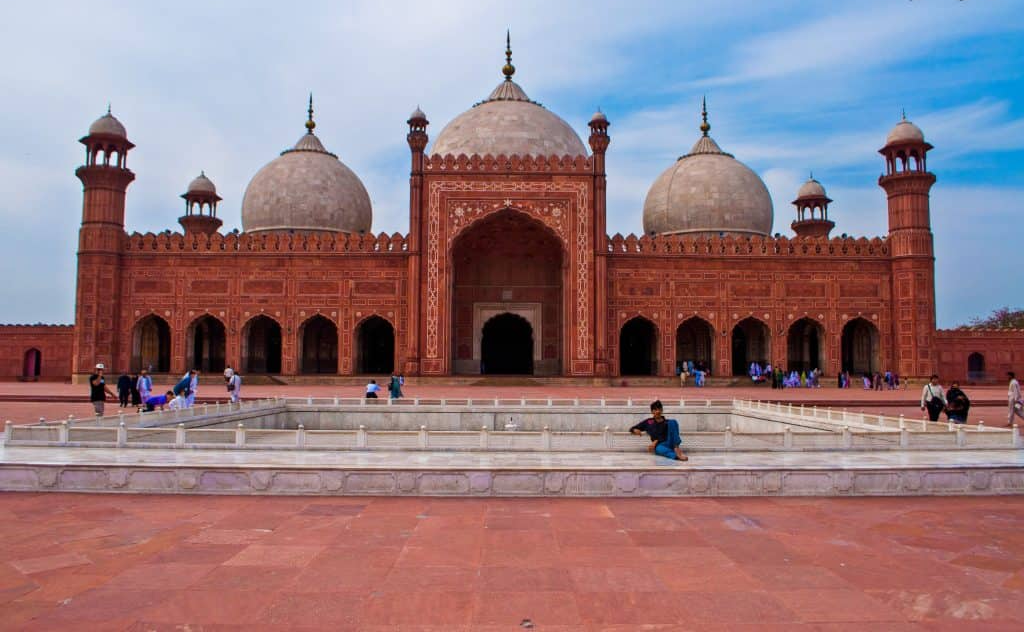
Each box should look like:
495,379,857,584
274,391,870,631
603,426,612,449
419,426,428,449
1013,425,1021,448
479,426,488,449
842,426,852,449
296,424,306,448
117,422,127,447
59,421,69,445
357,425,367,448
235,423,246,448
956,426,966,448
3,420,12,443
783,427,793,449
899,427,909,449
724,426,733,449
541,426,551,451
175,423,185,447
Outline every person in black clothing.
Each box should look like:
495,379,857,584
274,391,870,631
129,373,142,408
89,363,116,417
116,372,132,408
629,400,688,461
945,382,971,424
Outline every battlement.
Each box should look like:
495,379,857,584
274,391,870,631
124,230,410,254
424,152,594,174
605,233,890,257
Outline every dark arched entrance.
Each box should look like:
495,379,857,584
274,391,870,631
481,313,533,374
300,316,338,374
188,315,226,373
787,318,825,373
451,209,563,375
731,317,770,376
22,348,41,379
620,317,657,376
841,318,879,375
967,352,985,381
243,316,282,374
132,315,171,373
356,316,394,374
676,318,714,373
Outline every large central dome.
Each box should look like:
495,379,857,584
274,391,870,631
430,38,586,158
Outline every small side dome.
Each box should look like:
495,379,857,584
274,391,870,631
886,114,925,145
88,107,127,138
408,106,427,123
796,176,826,199
590,109,607,124
187,171,217,195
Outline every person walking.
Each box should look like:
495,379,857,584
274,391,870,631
388,373,402,399
920,374,947,422
116,371,132,408
1007,371,1024,428
136,369,153,405
89,363,115,417
945,381,970,424
224,368,242,404
129,373,141,408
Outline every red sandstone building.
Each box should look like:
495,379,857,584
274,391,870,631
3,47,1022,384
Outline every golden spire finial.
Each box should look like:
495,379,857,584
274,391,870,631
305,93,316,133
700,96,710,136
502,30,515,80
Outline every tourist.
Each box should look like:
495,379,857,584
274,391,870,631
945,382,970,424
143,390,175,412
136,369,153,404
694,367,705,387
172,372,192,405
129,373,141,408
88,363,115,416
629,399,687,461
116,371,132,408
224,367,242,404
365,379,381,399
388,373,402,399
1007,372,1024,427
185,369,199,408
398,374,405,397
168,392,186,411
920,374,947,422
770,367,779,389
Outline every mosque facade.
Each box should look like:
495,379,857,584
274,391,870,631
3,43,1023,384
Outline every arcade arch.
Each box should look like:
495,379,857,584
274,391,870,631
132,315,171,373
787,318,825,373
675,318,714,374
355,316,394,375
841,318,880,375
242,315,282,374
731,317,770,376
187,315,226,373
299,315,338,374
620,317,658,376
22,348,41,380
481,313,534,374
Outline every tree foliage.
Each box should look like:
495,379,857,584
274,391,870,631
965,307,1024,329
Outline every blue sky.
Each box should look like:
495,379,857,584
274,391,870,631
0,0,1021,327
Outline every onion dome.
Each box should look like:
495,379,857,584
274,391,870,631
88,106,127,138
886,111,925,145
430,33,586,157
642,98,773,237
186,171,217,195
241,96,372,234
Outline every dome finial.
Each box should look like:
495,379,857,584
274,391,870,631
502,30,515,80
305,93,316,134
700,96,710,136
901,107,906,121
809,170,813,180
106,103,111,116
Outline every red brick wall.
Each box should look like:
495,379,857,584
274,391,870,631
935,329,1024,384
0,325,74,381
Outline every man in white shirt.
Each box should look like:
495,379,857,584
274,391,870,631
224,367,242,404
1007,372,1024,427
919,374,947,422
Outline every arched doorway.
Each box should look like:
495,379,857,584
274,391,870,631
787,318,825,373
242,316,282,374
481,313,533,374
451,209,563,375
187,315,226,373
300,315,338,374
356,316,394,374
620,317,657,376
675,318,714,374
22,348,41,380
967,352,986,381
731,318,770,376
132,315,171,373
841,318,879,375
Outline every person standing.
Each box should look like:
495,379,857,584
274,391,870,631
185,370,199,408
920,374,947,422
116,371,132,408
629,400,687,461
388,373,401,399
1007,372,1024,427
88,363,115,417
129,373,141,408
137,369,153,404
945,381,970,424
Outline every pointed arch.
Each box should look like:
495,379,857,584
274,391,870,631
355,315,395,374
787,317,825,373
186,314,226,373
841,317,880,375
675,317,714,374
241,315,282,374
22,348,41,379
299,315,338,374
481,312,534,374
967,352,985,381
132,314,171,373
731,317,770,376
620,316,658,376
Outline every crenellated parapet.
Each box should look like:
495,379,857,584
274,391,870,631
125,230,409,254
424,153,594,174
605,233,889,257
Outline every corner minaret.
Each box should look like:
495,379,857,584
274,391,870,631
405,104,429,376
879,112,937,378
179,171,223,235
589,108,611,376
73,107,135,380
791,174,834,238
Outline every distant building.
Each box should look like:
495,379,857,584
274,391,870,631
3,40,1021,383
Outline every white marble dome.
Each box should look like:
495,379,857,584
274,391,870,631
643,125,773,238
88,110,127,138
431,78,586,157
241,128,372,234
886,117,925,145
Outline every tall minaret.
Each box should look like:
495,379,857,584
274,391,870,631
589,108,611,376
405,104,429,376
879,112,936,378
73,107,135,381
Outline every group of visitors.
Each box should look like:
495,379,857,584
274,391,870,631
918,374,971,423
366,373,405,399
676,361,709,387
770,367,822,389
89,363,241,416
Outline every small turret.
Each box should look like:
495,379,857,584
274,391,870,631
179,171,223,235
791,174,834,238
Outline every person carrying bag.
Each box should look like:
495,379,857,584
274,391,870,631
920,374,946,422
